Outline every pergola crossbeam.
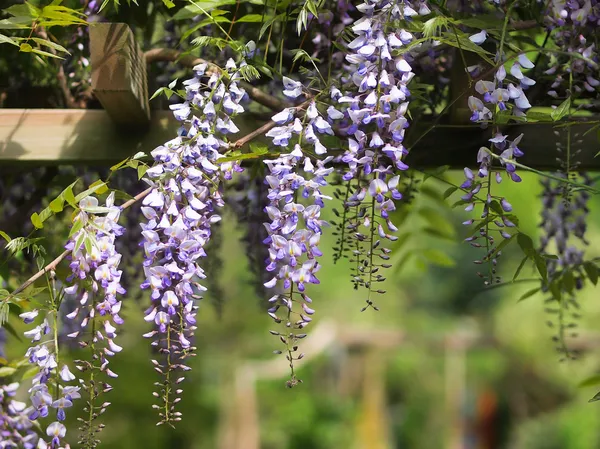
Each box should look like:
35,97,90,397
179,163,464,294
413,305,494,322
1,108,598,170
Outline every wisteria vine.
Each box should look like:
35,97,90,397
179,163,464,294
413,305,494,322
1,0,600,446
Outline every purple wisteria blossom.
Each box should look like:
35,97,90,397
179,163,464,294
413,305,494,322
19,192,124,448
544,1,599,104
61,192,125,445
263,99,334,386
140,60,244,422
460,39,537,283
0,382,39,448
20,309,76,449
323,0,424,305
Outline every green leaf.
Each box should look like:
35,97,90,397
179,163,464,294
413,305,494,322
30,212,43,229
162,0,176,7
19,42,33,52
21,366,39,381
39,5,88,25
457,14,504,30
64,187,76,208
259,13,284,39
526,110,553,123
562,270,575,293
0,231,10,243
0,33,18,46
0,16,33,29
73,230,85,253
149,86,174,101
74,182,107,203
80,206,112,214
589,391,600,403
420,249,455,267
0,366,16,377
534,253,548,283
489,200,503,215
249,143,269,155
30,37,69,54
236,13,264,22
68,218,84,238
442,186,457,199
579,375,600,388
439,31,494,65
5,3,41,18
49,197,64,213
5,237,44,255
513,255,529,281
583,262,598,285
517,233,535,257
551,97,571,122
173,0,237,19
422,16,450,38
137,165,148,180
517,287,540,302
84,235,93,255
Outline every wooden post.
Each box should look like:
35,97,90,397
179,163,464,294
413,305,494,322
444,333,467,449
89,22,150,127
355,349,391,449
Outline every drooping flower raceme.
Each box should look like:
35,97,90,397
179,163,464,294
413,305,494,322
21,308,77,449
140,60,243,423
20,192,125,448
61,192,125,447
460,38,537,284
325,0,425,306
263,90,334,385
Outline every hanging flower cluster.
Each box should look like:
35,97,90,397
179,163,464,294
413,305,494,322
20,308,77,449
62,192,125,447
544,1,599,107
18,192,125,449
460,41,537,283
325,0,425,305
263,92,333,386
539,172,592,359
0,382,38,448
140,60,244,422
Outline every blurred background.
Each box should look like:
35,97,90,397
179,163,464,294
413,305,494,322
1,1,600,446
3,169,600,449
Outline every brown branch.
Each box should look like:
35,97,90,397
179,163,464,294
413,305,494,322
230,99,313,149
7,187,152,299
143,48,289,112
510,19,539,31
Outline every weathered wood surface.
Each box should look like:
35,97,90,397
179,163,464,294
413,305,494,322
0,109,176,164
1,108,598,169
90,23,150,127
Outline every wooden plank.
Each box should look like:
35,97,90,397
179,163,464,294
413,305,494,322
1,109,598,170
90,23,150,127
406,121,600,171
0,109,176,164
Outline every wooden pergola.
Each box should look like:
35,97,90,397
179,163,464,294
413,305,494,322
1,23,598,170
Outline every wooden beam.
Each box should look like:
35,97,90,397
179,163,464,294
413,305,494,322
1,109,598,170
89,23,150,127
0,109,176,164
405,121,600,171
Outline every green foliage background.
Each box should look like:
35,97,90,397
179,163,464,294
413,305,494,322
3,172,600,448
